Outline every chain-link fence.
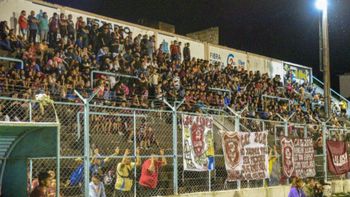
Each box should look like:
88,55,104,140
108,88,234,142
1,96,350,196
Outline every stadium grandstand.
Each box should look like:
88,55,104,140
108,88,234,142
0,0,350,197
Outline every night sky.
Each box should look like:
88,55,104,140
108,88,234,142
45,0,350,91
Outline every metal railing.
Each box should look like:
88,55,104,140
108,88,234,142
0,56,24,69
313,76,350,115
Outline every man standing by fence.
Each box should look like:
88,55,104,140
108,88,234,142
139,149,167,196
114,148,141,197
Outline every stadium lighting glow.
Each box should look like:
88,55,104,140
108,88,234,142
315,0,327,11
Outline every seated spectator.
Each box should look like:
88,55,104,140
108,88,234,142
140,126,159,150
0,34,13,52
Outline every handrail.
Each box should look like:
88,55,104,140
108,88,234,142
90,70,140,89
312,76,350,103
0,57,24,69
208,87,231,94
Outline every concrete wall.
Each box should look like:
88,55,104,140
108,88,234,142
169,180,350,197
187,27,219,45
168,186,291,197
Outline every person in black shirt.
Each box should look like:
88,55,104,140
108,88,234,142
183,42,191,62
67,14,75,41
97,24,111,49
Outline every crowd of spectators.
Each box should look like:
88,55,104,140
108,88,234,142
0,9,348,127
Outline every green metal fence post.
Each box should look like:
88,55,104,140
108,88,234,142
234,115,241,189
74,89,100,196
29,101,32,122
163,99,184,195
83,100,90,196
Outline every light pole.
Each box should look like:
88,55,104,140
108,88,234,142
316,0,331,118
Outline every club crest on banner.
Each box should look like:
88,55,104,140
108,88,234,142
222,131,268,181
281,138,294,177
182,114,214,171
223,132,240,169
281,137,315,178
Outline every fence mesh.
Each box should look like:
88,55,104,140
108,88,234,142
1,97,350,196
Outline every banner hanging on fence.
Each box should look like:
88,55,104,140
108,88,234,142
182,114,214,171
281,137,316,178
327,140,350,175
222,131,268,181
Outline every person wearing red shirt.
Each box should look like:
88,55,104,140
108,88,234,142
18,10,28,39
139,149,167,196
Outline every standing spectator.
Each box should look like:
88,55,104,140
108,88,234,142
147,36,155,61
177,42,182,61
97,24,110,49
59,13,68,40
18,10,28,39
30,172,51,197
89,173,106,197
183,43,191,62
161,39,169,54
67,14,75,41
139,149,167,196
28,10,39,43
114,148,141,197
339,100,348,117
39,12,49,42
47,170,58,197
288,177,306,197
48,13,59,47
268,145,280,186
75,16,84,32
170,40,179,61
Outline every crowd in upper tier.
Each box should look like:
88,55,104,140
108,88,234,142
0,10,348,126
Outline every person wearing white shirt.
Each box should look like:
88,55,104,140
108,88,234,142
89,173,106,197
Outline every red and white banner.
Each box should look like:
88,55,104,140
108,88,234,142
182,114,214,171
281,137,315,178
327,140,350,175
222,131,268,181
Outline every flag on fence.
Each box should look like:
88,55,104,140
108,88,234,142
327,140,350,175
281,137,315,178
222,131,268,181
182,114,214,171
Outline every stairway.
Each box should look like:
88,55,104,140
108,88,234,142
0,136,16,173
313,76,350,115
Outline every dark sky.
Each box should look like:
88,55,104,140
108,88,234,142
45,0,350,91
